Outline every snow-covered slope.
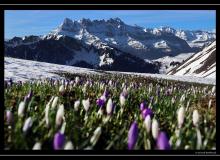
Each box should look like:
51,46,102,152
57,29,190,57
167,41,216,78
4,57,215,85
152,52,195,74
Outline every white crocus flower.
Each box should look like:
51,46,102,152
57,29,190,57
51,96,59,109
45,104,50,127
56,104,64,127
177,106,185,128
59,85,65,93
18,101,26,117
32,142,42,150
74,100,80,111
64,141,74,150
119,94,126,107
193,110,200,127
90,127,102,146
208,99,212,109
75,76,80,84
106,98,113,115
23,117,33,133
196,128,202,149
152,119,159,140
144,115,151,133
82,98,90,112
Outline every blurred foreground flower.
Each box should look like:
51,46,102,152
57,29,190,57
144,115,151,133
193,110,199,127
64,141,74,150
18,101,26,117
128,121,138,150
157,132,171,150
177,106,185,128
22,117,33,134
90,126,102,146
6,110,13,125
53,132,65,150
32,142,41,150
152,119,159,140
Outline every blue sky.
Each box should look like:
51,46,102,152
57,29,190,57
5,10,216,39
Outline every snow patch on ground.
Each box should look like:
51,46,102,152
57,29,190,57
4,57,215,85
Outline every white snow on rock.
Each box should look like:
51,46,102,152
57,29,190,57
4,57,215,85
167,41,216,79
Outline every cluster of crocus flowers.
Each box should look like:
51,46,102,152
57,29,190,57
128,121,138,150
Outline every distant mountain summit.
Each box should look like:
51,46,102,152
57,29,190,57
4,17,215,74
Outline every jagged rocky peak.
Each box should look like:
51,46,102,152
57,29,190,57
158,26,176,34
107,17,125,25
60,18,75,30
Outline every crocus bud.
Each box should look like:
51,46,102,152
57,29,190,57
119,94,126,107
177,106,185,128
96,98,105,107
193,110,199,127
51,97,59,109
144,115,151,133
152,119,159,140
22,117,33,133
18,101,26,117
128,121,138,150
142,108,153,119
157,132,171,150
75,76,80,84
56,104,64,127
140,101,146,111
64,141,74,150
74,100,80,111
90,127,102,146
59,85,65,94
45,104,50,127
6,110,13,125
82,98,90,112
27,89,33,100
32,142,41,150
53,132,65,150
106,98,114,115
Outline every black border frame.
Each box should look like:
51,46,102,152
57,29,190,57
1,4,219,156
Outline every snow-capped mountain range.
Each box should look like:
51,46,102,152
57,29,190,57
4,17,216,74
167,41,216,78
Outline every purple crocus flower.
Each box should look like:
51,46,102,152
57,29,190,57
156,131,171,150
6,110,13,125
140,101,147,111
128,121,138,150
53,132,65,150
103,89,109,98
96,98,105,107
142,108,154,119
